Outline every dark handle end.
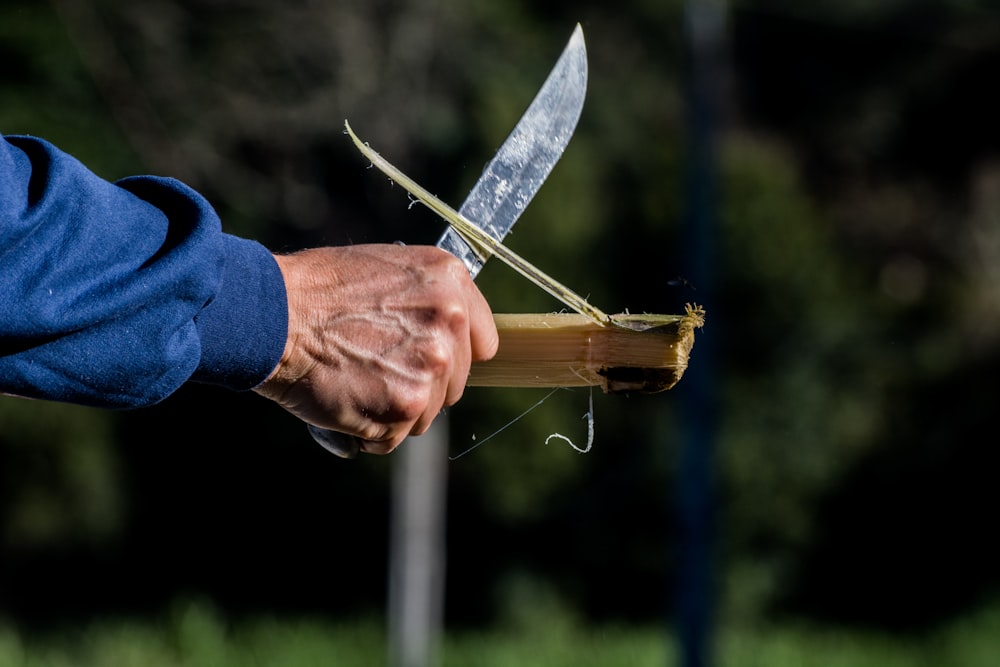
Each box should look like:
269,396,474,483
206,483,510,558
308,424,362,459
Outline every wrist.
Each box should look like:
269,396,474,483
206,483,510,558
253,252,316,400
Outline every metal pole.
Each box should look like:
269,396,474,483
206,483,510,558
676,1,725,666
388,415,449,667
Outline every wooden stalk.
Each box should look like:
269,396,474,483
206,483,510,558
469,305,705,394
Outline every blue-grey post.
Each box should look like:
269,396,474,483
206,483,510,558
675,1,725,666
388,416,449,667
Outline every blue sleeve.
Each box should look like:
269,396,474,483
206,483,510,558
0,134,288,409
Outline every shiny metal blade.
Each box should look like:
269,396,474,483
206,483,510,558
437,23,588,277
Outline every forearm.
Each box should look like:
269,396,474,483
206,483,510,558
0,135,287,408
1,134,496,452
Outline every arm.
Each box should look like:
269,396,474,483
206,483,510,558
0,134,286,407
0,134,497,452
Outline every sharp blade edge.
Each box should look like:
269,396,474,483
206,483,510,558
438,24,588,277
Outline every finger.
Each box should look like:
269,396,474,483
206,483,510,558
443,311,472,408
411,360,453,437
465,282,499,361
359,437,402,455
355,420,409,455
444,357,469,409
436,248,497,362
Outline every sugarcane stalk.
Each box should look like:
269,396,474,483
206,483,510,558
470,306,705,394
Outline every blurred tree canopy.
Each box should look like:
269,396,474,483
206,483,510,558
1,0,999,635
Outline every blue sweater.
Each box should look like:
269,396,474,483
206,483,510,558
0,135,288,408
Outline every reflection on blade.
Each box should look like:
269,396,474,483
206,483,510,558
438,23,588,278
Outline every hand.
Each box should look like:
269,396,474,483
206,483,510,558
254,244,498,454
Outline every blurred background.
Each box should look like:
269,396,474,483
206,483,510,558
2,0,999,664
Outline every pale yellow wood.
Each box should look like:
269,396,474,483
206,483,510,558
469,306,705,394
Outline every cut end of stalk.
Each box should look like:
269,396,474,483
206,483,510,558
469,304,705,394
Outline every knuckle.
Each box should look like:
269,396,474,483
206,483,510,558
391,386,431,424
358,421,392,443
435,247,467,272
356,421,407,455
422,338,454,376
444,300,470,332
439,253,477,292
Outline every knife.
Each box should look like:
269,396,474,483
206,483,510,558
308,23,588,458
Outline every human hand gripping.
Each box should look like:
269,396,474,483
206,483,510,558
254,244,499,454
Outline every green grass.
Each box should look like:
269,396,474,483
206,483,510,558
1,600,998,667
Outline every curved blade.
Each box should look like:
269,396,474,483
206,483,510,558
437,23,588,277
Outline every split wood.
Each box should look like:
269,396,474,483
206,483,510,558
469,305,705,394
